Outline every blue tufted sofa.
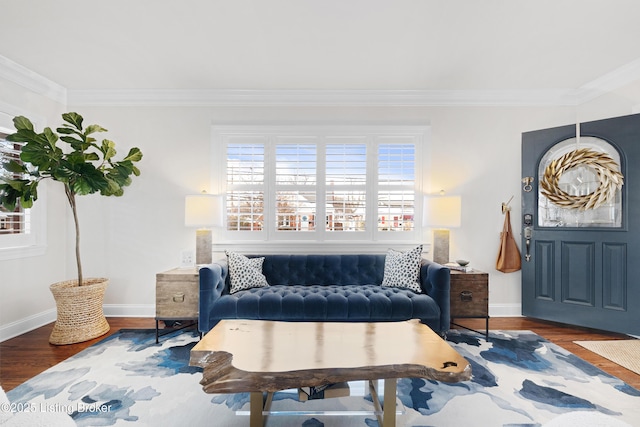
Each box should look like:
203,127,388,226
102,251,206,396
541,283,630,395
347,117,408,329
198,254,451,335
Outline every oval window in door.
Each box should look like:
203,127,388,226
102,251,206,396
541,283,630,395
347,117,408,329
537,136,623,228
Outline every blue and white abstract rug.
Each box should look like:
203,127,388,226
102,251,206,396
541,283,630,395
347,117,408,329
6,329,640,426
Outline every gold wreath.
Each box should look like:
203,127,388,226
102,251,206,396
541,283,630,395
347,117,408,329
540,148,624,210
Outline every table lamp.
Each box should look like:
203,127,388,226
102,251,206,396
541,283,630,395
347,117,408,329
185,192,223,265
424,195,462,265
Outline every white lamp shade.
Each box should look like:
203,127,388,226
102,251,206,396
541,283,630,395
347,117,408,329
424,196,462,228
185,194,223,227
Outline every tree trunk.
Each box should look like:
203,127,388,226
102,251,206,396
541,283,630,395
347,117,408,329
65,186,83,287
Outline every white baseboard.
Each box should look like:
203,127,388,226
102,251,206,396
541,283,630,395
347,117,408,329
1,303,522,342
489,303,522,317
0,309,57,342
103,304,155,318
0,305,155,343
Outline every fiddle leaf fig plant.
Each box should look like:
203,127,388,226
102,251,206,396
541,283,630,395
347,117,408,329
0,112,143,286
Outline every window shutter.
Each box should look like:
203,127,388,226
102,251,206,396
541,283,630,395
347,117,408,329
226,142,265,231
325,143,367,232
0,134,28,235
377,143,416,232
275,144,316,231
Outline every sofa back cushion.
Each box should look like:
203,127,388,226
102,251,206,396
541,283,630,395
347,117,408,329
251,254,386,286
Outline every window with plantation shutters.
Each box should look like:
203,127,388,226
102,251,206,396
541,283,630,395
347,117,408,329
216,126,425,243
0,110,46,259
276,142,317,231
226,141,265,231
325,141,367,232
0,132,29,236
378,143,416,232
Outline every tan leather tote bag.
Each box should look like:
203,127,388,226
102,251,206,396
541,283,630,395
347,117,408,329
496,210,522,273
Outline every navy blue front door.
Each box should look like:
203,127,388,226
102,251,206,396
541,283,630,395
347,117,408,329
521,114,640,335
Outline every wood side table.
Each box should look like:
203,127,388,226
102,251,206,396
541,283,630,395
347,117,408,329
449,269,489,340
155,267,199,343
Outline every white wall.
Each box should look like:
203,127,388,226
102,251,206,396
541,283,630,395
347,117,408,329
3,78,640,339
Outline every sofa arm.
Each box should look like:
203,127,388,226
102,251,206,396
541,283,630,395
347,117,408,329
198,259,228,333
420,259,450,333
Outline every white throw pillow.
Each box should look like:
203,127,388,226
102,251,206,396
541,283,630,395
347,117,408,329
381,244,423,293
226,251,269,294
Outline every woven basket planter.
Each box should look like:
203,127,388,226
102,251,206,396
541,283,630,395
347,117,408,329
49,278,110,345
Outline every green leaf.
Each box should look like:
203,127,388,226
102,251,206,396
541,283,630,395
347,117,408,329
12,116,34,132
0,183,17,211
32,131,53,146
3,160,27,174
21,146,49,169
85,124,107,135
21,136,63,170
107,163,135,187
62,112,83,130
43,127,59,148
56,127,87,146
67,151,87,165
101,140,117,161
28,182,38,201
50,161,74,181
71,163,109,195
124,147,143,163
100,177,122,196
6,128,38,143
85,152,100,161
0,178,26,191
60,135,87,150
0,179,39,211
56,127,77,135
20,194,34,208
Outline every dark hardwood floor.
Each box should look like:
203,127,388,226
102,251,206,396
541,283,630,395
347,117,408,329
1,317,639,392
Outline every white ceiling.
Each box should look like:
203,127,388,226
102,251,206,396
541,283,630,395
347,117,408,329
2,0,640,102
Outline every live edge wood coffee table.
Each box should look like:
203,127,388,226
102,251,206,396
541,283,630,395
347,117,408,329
190,319,471,427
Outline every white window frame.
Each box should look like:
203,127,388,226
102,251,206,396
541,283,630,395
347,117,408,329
212,125,429,253
0,105,47,260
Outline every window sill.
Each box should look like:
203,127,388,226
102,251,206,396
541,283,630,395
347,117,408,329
212,241,431,255
0,244,47,261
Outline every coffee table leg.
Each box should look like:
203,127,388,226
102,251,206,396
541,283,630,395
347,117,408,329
383,379,397,427
250,392,263,427
370,379,397,427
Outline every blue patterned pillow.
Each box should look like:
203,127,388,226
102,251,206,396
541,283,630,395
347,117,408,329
381,245,423,293
226,251,269,294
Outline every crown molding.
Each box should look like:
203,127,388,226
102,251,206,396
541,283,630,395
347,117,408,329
67,88,578,107
0,55,66,105
3,53,640,108
570,58,640,105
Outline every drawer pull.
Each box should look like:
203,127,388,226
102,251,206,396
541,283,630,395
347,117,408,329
173,293,185,303
460,291,473,302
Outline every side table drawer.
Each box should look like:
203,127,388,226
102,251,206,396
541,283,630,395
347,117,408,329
156,270,199,319
450,273,488,317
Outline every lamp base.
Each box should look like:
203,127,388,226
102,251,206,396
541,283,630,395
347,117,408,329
433,229,450,265
196,229,212,265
